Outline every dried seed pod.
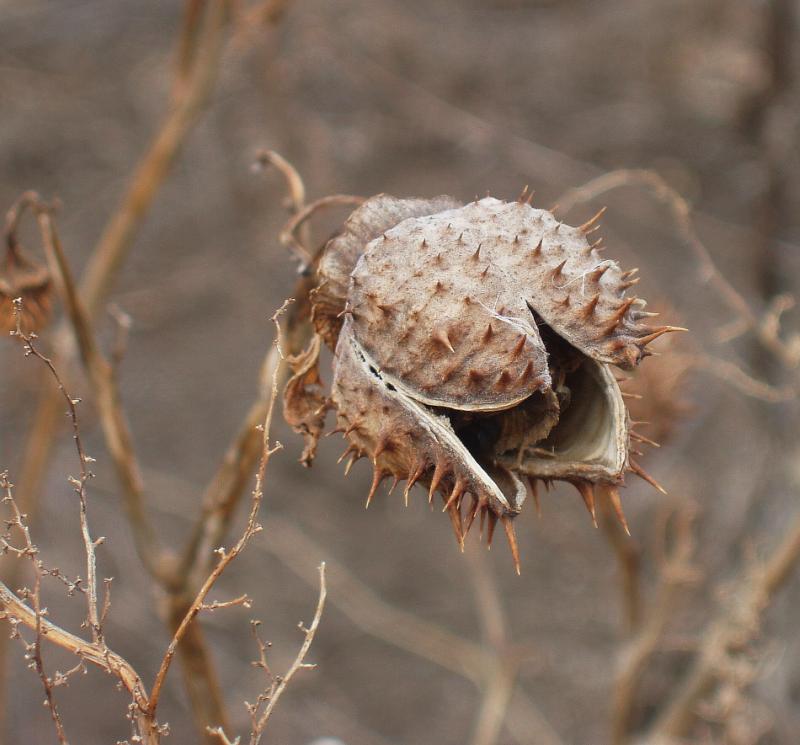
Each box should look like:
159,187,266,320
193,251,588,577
286,194,684,571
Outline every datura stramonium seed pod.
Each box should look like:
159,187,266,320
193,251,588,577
284,194,686,573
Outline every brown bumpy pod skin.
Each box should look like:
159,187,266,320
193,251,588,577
284,194,685,572
311,194,459,348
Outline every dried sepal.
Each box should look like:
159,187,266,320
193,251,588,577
282,334,329,466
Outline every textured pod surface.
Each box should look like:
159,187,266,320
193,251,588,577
332,318,526,519
311,194,459,348
382,198,667,371
288,193,682,571
350,225,550,410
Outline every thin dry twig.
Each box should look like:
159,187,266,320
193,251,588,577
598,486,643,632
557,169,800,371
245,563,327,744
279,194,365,270
260,518,563,745
34,200,165,584
2,301,160,744
0,473,68,744
2,5,245,728
148,301,291,720
612,500,701,744
644,504,800,742
10,299,104,643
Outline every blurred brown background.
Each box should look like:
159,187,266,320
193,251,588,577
1,1,799,743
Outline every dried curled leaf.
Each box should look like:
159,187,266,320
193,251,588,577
286,193,684,571
0,240,52,334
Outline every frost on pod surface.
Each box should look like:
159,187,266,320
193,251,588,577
285,194,685,572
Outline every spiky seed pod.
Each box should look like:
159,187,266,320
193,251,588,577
285,194,684,572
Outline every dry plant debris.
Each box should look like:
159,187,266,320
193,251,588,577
1,193,53,333
285,191,686,572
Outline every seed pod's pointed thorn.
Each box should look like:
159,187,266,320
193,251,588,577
447,502,464,550
407,462,425,489
526,477,542,517
479,506,487,537
532,238,543,257
482,323,494,343
501,516,521,575
442,479,465,512
373,436,391,460
573,481,597,527
434,280,444,293
431,326,455,353
496,369,512,389
344,453,358,476
481,264,490,278
471,243,482,262
387,474,400,495
366,468,385,508
621,391,643,400
457,232,464,244
344,420,360,436
578,206,607,234
559,293,571,308
337,445,356,465
511,334,527,358
421,238,428,248
630,460,667,495
604,297,637,333
622,268,639,280
549,203,560,215
513,234,520,244
630,431,661,448
525,190,535,205
552,259,567,279
637,326,689,346
590,264,611,282
582,293,600,317
517,359,535,384
429,461,446,502
606,486,630,536
326,426,345,438
404,463,424,506
487,512,498,547
468,368,485,384
464,496,480,535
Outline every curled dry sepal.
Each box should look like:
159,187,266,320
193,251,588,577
283,193,685,572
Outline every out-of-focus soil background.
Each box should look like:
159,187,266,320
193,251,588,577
1,1,799,743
